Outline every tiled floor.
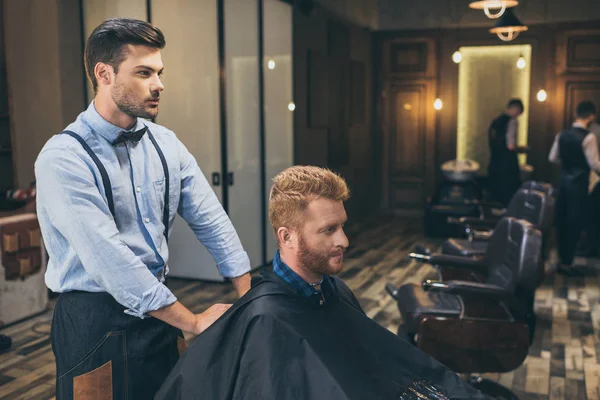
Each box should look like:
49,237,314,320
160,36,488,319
0,215,599,399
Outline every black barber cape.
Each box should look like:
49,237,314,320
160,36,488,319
156,269,484,400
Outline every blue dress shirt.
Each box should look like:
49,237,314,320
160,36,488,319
35,102,251,318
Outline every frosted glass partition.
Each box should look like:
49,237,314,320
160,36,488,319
225,0,263,269
152,0,224,280
82,0,147,104
263,0,294,261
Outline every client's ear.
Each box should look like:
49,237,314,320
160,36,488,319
277,227,294,248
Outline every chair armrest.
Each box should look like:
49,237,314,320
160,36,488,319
471,230,492,241
409,253,488,274
459,217,498,230
422,280,510,301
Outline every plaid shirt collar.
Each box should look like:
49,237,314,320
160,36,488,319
272,250,331,302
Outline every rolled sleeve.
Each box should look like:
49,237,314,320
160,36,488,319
124,282,178,318
506,119,517,148
176,139,251,278
583,133,600,174
548,133,560,164
36,148,178,318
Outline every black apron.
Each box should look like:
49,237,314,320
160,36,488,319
52,129,182,400
555,126,591,266
487,114,521,206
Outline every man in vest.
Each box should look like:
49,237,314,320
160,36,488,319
549,101,600,275
487,99,528,206
580,120,600,257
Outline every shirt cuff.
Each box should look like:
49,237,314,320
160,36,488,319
216,250,251,278
123,282,178,319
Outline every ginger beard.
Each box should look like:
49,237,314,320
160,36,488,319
112,75,160,120
297,232,345,278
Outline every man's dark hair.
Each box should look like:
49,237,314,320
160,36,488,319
507,98,524,113
85,18,166,92
576,100,597,119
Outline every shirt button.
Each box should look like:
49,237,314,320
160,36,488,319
136,187,141,193
319,300,324,305
145,218,150,223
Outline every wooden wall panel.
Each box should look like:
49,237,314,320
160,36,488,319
307,49,329,128
378,36,437,214
557,30,600,74
376,21,600,214
293,5,375,219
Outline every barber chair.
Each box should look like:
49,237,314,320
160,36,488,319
441,188,554,263
386,217,542,400
424,160,502,238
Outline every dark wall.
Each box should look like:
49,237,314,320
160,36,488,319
293,4,377,219
375,21,600,214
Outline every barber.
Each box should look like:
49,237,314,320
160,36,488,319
549,101,600,275
487,98,529,206
35,18,251,399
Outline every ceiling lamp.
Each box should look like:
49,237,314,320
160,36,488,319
489,8,528,41
469,0,518,19
516,55,526,69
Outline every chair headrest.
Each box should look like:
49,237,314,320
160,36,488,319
485,217,542,292
520,181,555,197
506,189,555,231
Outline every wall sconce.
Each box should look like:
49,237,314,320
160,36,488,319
267,60,276,70
452,50,462,64
288,102,296,111
536,90,547,102
516,55,526,69
434,98,443,110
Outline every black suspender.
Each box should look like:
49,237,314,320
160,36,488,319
61,129,171,243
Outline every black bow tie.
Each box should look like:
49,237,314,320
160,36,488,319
112,127,148,145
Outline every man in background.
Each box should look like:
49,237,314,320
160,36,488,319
549,101,600,274
582,119,600,257
487,99,528,206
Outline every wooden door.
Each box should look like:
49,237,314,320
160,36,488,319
380,37,437,215
554,29,600,131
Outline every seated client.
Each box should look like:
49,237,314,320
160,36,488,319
156,166,483,400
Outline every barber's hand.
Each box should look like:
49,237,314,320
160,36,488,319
194,303,232,335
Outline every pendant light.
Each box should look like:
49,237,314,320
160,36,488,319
489,8,528,41
516,54,526,69
469,0,519,19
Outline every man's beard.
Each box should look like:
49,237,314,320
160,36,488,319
112,79,159,120
297,234,344,277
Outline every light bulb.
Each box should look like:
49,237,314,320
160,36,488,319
536,90,547,102
516,56,526,69
433,98,443,110
288,102,295,111
267,60,276,70
452,51,462,64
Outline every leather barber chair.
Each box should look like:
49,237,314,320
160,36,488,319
423,160,503,238
417,181,554,258
442,188,554,263
386,217,542,400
